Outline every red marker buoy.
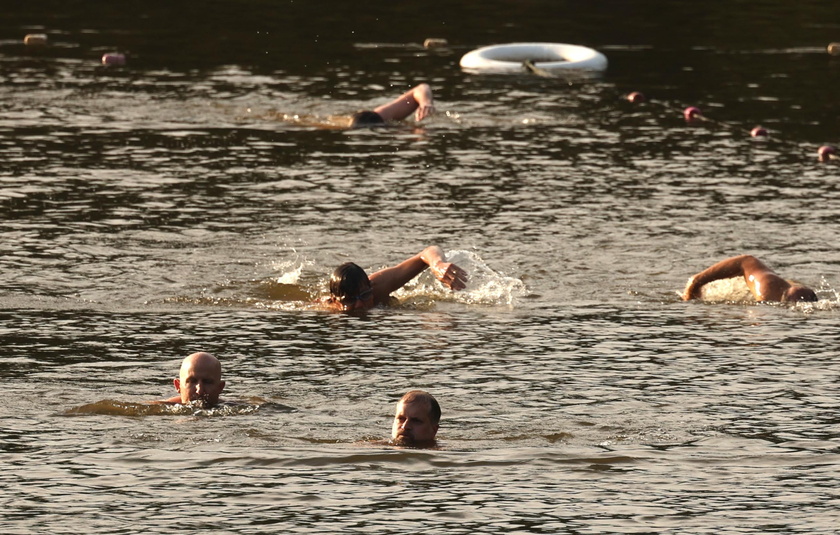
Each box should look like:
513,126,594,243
683,106,702,122
627,91,646,104
818,145,837,162
750,126,768,137
101,52,126,66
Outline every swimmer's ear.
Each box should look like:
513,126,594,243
173,378,181,392
219,380,226,393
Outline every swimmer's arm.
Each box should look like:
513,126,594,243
374,83,435,122
369,252,429,302
682,255,765,300
369,246,467,301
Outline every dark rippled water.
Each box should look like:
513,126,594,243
2,1,840,533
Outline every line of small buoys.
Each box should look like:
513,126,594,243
23,32,126,67
625,90,835,163
627,92,728,129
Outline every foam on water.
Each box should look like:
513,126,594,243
395,249,527,307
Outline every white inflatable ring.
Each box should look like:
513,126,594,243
460,42,607,74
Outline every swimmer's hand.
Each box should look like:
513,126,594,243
415,103,435,122
432,262,468,291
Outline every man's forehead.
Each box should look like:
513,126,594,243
397,398,430,414
182,360,220,377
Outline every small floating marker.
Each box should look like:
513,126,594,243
817,145,837,162
827,42,840,56
24,33,48,46
101,52,126,66
626,91,646,103
750,126,768,137
423,38,448,49
683,106,702,122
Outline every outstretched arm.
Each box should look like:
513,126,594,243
369,245,467,303
374,83,436,122
682,254,789,301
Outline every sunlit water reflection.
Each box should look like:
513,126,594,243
2,1,840,533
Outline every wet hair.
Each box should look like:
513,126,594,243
782,285,818,303
350,110,385,129
400,390,441,425
329,262,371,299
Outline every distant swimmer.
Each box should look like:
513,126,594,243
326,245,467,312
391,390,441,448
682,255,818,303
152,352,226,408
349,83,436,128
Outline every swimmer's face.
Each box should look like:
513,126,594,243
174,353,225,408
783,285,818,303
335,284,375,312
391,399,438,447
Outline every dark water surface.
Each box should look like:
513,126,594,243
2,1,840,533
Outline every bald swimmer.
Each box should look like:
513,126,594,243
154,352,226,408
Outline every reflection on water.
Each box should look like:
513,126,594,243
2,0,840,533
64,399,293,417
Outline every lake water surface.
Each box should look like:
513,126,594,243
2,1,840,533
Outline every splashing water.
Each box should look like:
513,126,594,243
64,399,288,417
396,249,527,306
273,253,311,285
696,276,756,303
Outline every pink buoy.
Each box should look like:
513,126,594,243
101,52,126,66
817,145,836,162
683,106,701,121
750,126,768,137
626,91,646,103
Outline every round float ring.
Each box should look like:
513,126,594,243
460,42,607,74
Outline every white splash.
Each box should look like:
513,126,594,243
272,254,311,285
396,249,527,306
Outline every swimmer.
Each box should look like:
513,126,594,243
391,390,441,448
682,255,818,303
349,83,436,128
152,352,226,408
326,245,467,312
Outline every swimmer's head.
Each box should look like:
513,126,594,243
174,352,225,408
350,110,386,129
391,390,440,448
782,285,818,303
329,262,374,311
